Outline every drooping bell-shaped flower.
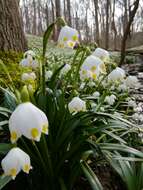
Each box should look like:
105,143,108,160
80,55,106,81
105,94,116,105
108,67,125,82
21,72,36,82
68,97,86,113
92,48,110,61
58,26,79,49
60,64,71,76
24,50,36,58
45,70,53,81
1,147,32,180
125,75,139,89
20,50,38,69
9,102,49,143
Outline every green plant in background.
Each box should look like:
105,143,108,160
0,18,142,190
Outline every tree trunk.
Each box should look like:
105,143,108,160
55,0,61,39
120,0,140,65
32,0,37,35
111,0,117,50
0,0,27,52
67,0,72,26
37,0,43,35
93,0,100,45
105,0,110,49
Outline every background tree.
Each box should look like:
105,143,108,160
0,0,27,51
120,0,140,65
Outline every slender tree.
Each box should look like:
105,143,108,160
93,0,100,45
105,0,110,49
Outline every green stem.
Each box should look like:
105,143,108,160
32,141,48,175
41,57,46,95
41,135,54,177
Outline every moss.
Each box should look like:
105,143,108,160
0,51,31,89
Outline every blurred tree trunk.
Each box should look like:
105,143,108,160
55,0,61,39
111,0,117,50
64,0,67,20
32,0,37,35
45,3,49,27
67,0,72,26
105,0,110,49
120,0,140,65
23,0,31,34
93,0,100,45
0,0,27,51
37,0,43,35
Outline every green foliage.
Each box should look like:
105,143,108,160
0,18,142,190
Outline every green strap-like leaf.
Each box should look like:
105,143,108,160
0,176,11,190
81,161,103,190
43,23,55,58
0,144,13,154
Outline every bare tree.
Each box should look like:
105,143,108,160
120,0,140,65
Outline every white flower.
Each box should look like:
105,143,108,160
100,107,105,112
20,54,38,69
92,48,110,61
21,72,36,81
79,83,86,90
9,102,49,143
60,64,71,75
128,100,137,108
105,94,116,105
1,147,32,179
58,26,79,49
24,50,36,58
45,70,53,80
118,83,127,92
93,91,100,99
108,67,125,82
134,106,142,113
90,103,96,109
125,76,139,89
68,97,86,113
132,113,143,122
88,81,95,87
80,55,106,81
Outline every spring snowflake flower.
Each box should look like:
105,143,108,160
68,97,86,113
9,102,49,143
21,72,36,81
108,67,125,82
93,91,100,99
125,76,139,89
105,94,116,105
60,64,71,75
58,26,79,49
20,50,38,69
128,100,137,108
80,55,106,81
92,48,110,61
45,70,53,80
79,82,86,90
1,147,32,180
118,83,127,92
